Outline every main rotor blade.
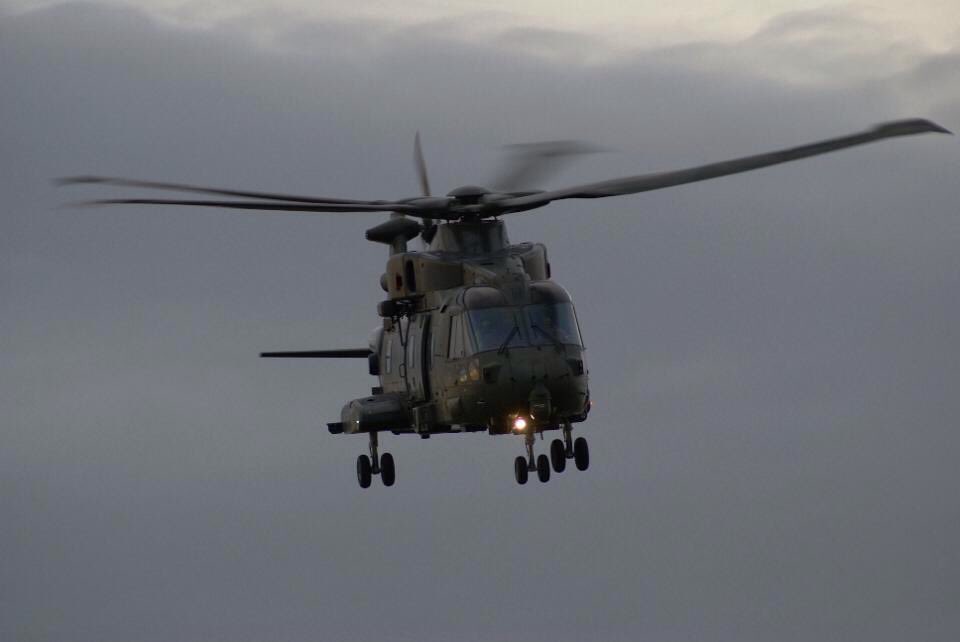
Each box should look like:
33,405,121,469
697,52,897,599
57,175,372,204
494,119,951,211
414,131,432,197
260,349,372,358
66,198,415,213
491,140,604,192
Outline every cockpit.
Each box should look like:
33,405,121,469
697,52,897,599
449,283,584,358
467,303,581,352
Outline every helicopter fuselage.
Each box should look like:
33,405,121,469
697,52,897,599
333,219,590,437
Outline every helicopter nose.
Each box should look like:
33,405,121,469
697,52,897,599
528,382,552,420
483,348,587,426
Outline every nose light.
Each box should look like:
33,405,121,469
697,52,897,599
512,417,528,432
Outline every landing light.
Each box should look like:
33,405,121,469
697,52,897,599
512,417,528,432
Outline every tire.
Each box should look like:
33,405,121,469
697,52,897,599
356,454,372,488
550,439,566,473
573,437,589,471
536,454,551,483
514,456,528,485
380,452,396,487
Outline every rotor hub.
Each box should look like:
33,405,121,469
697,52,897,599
447,185,490,205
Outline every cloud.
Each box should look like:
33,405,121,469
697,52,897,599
2,3,958,642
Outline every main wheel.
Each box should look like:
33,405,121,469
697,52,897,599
536,454,551,482
573,436,590,471
356,454,372,488
380,452,396,487
514,456,529,485
550,439,566,473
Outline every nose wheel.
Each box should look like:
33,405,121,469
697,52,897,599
514,422,589,484
356,431,396,488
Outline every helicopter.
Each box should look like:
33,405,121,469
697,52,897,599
60,118,950,488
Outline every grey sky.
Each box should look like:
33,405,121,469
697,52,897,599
2,2,959,641
7,0,960,52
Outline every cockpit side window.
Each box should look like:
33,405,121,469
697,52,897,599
449,316,462,358
448,315,474,359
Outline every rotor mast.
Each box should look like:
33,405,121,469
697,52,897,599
367,131,436,255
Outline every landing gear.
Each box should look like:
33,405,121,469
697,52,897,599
536,454,551,482
356,454,372,488
563,421,590,472
514,456,529,484
380,452,396,487
550,439,566,473
513,431,541,485
574,436,590,471
513,422,590,484
356,431,397,488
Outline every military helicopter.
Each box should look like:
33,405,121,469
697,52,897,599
60,118,949,488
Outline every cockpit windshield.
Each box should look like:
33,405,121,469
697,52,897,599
526,302,582,348
468,308,521,353
466,302,582,354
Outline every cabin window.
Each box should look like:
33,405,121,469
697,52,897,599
406,329,417,370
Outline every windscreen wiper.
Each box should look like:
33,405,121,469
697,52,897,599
497,323,520,355
531,323,564,352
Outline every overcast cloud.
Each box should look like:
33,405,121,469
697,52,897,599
2,3,959,641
